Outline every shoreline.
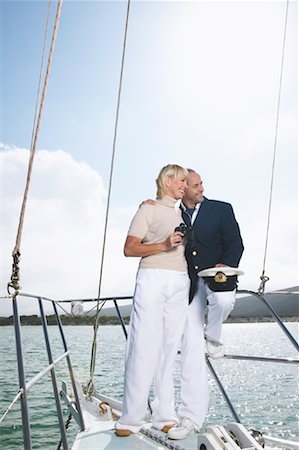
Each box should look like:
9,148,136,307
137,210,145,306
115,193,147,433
0,315,298,326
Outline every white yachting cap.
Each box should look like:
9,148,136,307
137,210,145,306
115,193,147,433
197,266,244,277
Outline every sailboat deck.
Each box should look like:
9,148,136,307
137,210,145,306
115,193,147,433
69,388,204,450
72,421,197,450
71,412,299,450
71,390,196,450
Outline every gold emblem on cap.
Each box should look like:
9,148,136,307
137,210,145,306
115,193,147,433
214,272,228,283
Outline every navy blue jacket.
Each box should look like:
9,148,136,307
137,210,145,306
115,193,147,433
181,197,244,301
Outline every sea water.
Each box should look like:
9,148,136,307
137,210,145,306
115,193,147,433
0,322,298,449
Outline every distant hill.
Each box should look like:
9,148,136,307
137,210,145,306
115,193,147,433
229,286,299,321
100,303,132,318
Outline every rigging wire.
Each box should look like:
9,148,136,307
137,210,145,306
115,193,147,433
8,0,63,298
30,1,53,153
86,0,132,396
258,0,290,295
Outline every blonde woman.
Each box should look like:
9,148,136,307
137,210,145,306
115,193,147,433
115,164,190,436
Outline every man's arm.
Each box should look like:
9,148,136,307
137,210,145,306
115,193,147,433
140,199,156,207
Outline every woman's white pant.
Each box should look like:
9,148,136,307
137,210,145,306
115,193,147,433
116,268,189,433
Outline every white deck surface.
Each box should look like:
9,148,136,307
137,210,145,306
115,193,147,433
72,422,196,450
70,390,196,450
70,389,299,450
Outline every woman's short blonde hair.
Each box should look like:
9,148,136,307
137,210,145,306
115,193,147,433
156,164,188,199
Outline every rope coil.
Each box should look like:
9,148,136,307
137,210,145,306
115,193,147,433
7,251,21,296
258,274,270,296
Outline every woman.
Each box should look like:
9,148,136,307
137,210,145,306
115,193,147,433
115,164,190,436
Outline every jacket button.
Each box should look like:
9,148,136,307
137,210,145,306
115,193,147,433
192,251,197,256
194,265,198,270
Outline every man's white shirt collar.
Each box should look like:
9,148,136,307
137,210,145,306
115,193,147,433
181,202,201,224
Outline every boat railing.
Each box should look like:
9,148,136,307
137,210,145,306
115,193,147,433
1,293,85,450
1,289,298,449
200,289,298,432
237,289,299,351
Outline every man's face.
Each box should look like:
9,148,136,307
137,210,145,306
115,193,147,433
184,171,204,205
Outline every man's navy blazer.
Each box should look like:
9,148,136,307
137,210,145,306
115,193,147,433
182,197,244,300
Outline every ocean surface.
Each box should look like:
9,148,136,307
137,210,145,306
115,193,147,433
0,322,298,449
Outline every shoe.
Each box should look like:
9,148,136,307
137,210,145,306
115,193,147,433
115,429,133,437
206,339,225,359
167,417,195,440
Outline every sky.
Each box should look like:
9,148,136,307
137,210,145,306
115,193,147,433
0,0,298,316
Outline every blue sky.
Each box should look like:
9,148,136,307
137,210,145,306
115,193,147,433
1,0,298,315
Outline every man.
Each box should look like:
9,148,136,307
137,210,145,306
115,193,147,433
167,168,244,440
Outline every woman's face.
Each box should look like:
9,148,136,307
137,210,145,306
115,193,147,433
165,171,187,200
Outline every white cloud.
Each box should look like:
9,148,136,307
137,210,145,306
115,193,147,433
0,145,138,316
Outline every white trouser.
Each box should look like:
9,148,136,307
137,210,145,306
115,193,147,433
116,268,189,433
178,278,236,428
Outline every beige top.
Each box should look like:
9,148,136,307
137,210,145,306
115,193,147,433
127,196,187,272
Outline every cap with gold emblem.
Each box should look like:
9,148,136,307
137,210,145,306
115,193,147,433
197,266,244,292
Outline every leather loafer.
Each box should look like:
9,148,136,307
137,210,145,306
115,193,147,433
160,423,176,433
115,429,133,437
